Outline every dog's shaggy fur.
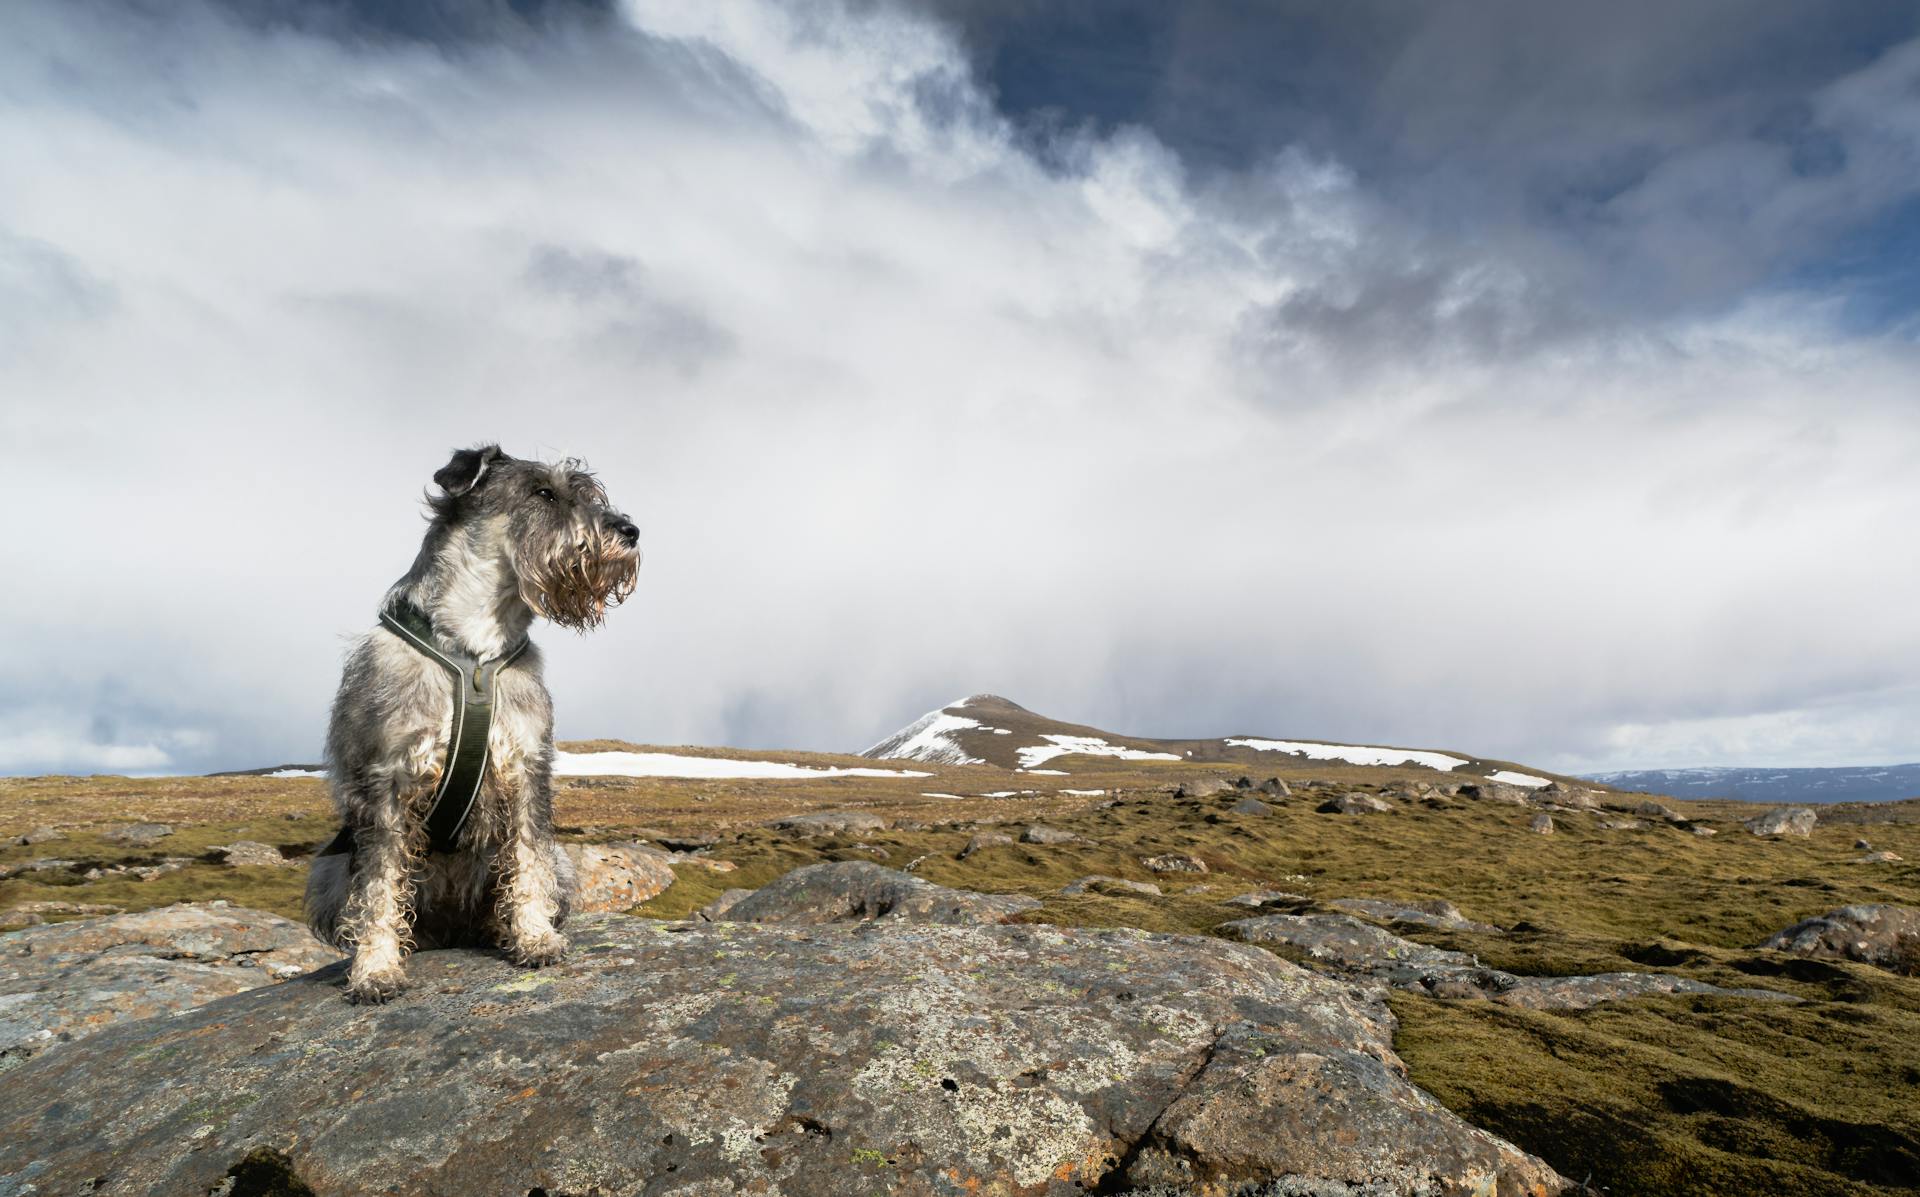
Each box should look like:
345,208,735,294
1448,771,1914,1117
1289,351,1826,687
305,445,639,1003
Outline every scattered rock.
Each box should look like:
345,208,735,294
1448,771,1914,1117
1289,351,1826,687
961,831,1015,858
1061,875,1162,897
216,841,295,868
0,902,342,1065
1229,796,1274,816
562,843,676,913
1530,813,1554,835
1745,807,1818,837
99,822,173,846
1856,838,1873,850
0,858,78,883
1536,783,1599,809
650,832,721,851
1691,826,1718,837
1175,777,1234,799
1224,913,1795,1011
1142,852,1208,874
766,811,889,838
12,827,64,847
1318,793,1393,815
1329,898,1500,934
695,888,755,921
1021,825,1081,845
81,858,190,882
1458,783,1529,806
1760,904,1920,971
1224,890,1309,909
1857,850,1903,863
1598,819,1647,831
1256,777,1292,797
723,861,1039,926
0,915,1566,1196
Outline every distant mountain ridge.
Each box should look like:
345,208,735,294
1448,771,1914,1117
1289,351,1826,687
862,694,1570,784
1583,763,1920,805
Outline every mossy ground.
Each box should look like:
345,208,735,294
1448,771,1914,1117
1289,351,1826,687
4,757,1917,1196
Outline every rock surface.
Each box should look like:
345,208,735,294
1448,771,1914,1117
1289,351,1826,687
1530,813,1554,835
0,914,1565,1196
563,842,677,913
1759,904,1920,971
1745,806,1818,837
1229,796,1275,816
1142,852,1208,874
1021,824,1081,845
0,902,342,1066
962,830,1015,858
722,861,1040,925
1223,913,1796,1011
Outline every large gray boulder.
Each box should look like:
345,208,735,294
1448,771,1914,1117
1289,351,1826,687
1745,806,1818,837
0,902,342,1067
1223,913,1796,1011
1759,904,1920,972
722,861,1040,925
0,915,1565,1196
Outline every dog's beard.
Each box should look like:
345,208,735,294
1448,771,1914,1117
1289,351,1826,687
518,539,638,631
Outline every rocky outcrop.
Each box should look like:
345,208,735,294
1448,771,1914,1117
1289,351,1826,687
721,861,1040,925
563,842,677,913
1759,904,1920,972
0,902,342,1066
1223,913,1796,1011
100,822,173,846
1328,898,1500,934
0,915,1566,1196
1142,852,1208,873
216,840,297,868
1745,807,1818,837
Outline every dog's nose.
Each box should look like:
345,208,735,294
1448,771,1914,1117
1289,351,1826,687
610,518,639,546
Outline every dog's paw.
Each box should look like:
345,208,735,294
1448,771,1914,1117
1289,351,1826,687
509,929,569,968
345,967,409,1004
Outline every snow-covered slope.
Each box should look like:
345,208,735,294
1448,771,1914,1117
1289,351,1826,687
860,694,1555,784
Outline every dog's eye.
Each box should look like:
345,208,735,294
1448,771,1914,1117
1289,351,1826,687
534,487,556,502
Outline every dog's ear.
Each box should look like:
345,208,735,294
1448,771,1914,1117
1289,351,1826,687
433,445,506,497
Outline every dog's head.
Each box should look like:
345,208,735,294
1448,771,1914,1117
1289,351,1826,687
431,444,640,630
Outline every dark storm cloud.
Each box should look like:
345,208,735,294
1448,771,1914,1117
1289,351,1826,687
916,0,1920,329
200,0,615,45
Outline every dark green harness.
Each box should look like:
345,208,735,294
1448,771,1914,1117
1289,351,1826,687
319,600,530,857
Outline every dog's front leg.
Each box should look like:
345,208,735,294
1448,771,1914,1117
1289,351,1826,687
495,765,568,967
340,794,419,1003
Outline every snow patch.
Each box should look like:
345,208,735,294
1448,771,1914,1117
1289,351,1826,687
1061,789,1107,797
1225,738,1470,772
863,703,986,765
1017,735,1181,770
1487,770,1552,788
1021,769,1069,775
269,768,325,779
554,751,929,780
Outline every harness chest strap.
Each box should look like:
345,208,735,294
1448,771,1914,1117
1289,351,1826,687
320,601,529,857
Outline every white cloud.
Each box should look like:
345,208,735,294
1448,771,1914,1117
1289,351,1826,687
1,0,1916,775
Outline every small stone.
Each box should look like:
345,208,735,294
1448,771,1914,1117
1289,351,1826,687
961,832,1015,859
1020,825,1080,845
1257,778,1292,797
14,826,64,846
218,841,295,868
1174,778,1233,800
1318,793,1392,815
101,823,173,847
1060,875,1161,897
1529,813,1553,835
1598,818,1647,831
1857,850,1903,863
1229,797,1274,817
1223,890,1307,909
1855,838,1872,850
1142,852,1207,874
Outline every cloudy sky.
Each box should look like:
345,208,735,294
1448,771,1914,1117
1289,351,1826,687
4,0,1919,777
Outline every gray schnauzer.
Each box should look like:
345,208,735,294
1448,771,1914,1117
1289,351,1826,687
306,445,640,1003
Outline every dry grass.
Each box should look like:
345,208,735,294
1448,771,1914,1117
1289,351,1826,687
3,754,1918,1196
